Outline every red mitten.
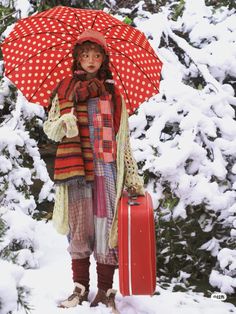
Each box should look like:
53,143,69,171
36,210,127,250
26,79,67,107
74,81,90,102
87,78,106,98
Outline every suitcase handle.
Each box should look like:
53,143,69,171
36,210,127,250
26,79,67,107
128,200,141,206
127,193,141,206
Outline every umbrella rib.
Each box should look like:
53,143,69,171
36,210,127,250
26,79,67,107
29,51,71,102
98,22,161,60
109,59,131,111
5,40,73,75
29,15,79,40
66,6,86,32
107,36,160,60
103,23,130,34
90,10,102,29
3,30,77,45
109,45,160,92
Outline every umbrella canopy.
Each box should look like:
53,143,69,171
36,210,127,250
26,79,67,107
1,6,162,114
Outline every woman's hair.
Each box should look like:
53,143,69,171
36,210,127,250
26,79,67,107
71,41,115,97
48,42,119,113
72,42,110,77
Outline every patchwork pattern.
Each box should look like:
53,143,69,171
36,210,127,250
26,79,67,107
93,98,117,162
67,97,118,265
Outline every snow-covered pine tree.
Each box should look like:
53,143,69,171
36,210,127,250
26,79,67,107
128,0,236,295
0,75,54,217
0,212,32,314
0,2,54,312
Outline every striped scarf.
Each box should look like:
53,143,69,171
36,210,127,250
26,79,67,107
53,76,121,184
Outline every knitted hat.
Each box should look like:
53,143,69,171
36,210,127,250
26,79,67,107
76,29,108,53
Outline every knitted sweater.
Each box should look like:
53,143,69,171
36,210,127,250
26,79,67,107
43,93,144,248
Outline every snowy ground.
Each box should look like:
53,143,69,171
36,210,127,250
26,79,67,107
13,220,236,314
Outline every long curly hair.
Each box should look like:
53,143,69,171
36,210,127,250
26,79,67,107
71,41,116,96
49,41,118,111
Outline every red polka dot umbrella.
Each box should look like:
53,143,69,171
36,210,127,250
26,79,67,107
1,6,162,114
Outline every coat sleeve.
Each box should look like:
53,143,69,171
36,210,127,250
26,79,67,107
43,93,78,142
52,184,69,235
123,104,145,195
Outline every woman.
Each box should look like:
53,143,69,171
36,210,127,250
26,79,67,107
43,29,144,311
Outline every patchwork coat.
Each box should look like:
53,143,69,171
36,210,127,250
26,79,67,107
43,78,144,248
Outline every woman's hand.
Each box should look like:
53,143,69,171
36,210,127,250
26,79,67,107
87,78,106,97
73,79,106,102
127,186,138,196
61,108,78,138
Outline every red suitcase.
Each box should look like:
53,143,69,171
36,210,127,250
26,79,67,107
118,191,156,296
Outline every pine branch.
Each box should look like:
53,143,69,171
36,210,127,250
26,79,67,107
16,286,33,314
160,13,236,106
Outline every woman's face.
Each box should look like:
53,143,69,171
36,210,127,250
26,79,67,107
78,48,104,76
